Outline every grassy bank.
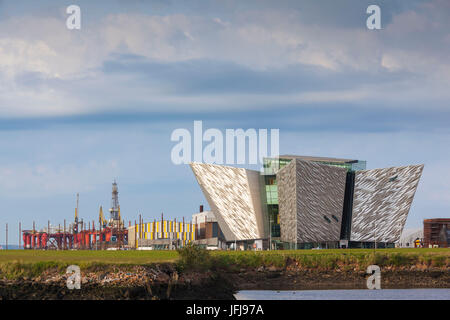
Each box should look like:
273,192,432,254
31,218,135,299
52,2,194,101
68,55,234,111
209,248,450,271
0,250,178,279
0,248,448,279
0,249,178,264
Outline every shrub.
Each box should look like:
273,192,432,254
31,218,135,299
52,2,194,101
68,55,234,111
373,253,389,266
176,244,211,271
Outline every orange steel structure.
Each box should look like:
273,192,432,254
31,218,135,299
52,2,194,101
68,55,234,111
22,224,128,250
22,182,128,250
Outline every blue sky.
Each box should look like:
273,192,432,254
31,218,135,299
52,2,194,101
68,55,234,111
0,0,449,244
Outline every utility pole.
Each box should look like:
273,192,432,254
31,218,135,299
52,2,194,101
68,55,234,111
139,213,142,244
374,212,377,252
182,216,185,246
75,193,79,233
269,217,272,251
64,219,66,250
134,220,137,249
33,221,35,250
19,222,21,249
99,221,102,250
6,223,8,250
48,220,50,249
193,216,196,241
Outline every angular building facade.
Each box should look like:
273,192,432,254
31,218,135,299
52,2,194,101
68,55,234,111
277,159,348,243
350,165,424,243
190,156,424,249
262,155,367,243
190,162,268,242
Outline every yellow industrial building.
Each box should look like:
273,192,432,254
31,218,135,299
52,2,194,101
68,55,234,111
128,219,196,249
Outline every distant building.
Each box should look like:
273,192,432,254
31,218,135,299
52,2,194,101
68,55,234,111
128,216,195,250
398,228,423,248
424,219,450,248
192,206,226,249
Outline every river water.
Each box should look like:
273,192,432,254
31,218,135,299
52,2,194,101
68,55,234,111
235,289,450,300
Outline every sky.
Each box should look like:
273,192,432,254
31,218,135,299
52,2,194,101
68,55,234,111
0,0,449,245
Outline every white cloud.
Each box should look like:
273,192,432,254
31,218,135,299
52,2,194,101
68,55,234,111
0,16,98,79
0,2,448,117
0,160,120,197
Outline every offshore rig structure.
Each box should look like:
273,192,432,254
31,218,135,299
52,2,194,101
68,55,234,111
22,181,128,250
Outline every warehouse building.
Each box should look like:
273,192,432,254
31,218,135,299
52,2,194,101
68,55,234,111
423,219,450,248
192,206,226,250
190,155,424,250
128,216,196,249
397,228,423,248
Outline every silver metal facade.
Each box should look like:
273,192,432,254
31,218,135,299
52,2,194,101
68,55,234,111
277,159,297,243
190,162,266,241
277,159,347,243
350,164,424,242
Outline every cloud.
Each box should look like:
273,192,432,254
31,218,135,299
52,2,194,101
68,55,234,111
0,2,448,120
0,161,119,197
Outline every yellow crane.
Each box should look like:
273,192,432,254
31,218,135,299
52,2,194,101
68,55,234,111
118,205,121,223
99,206,105,227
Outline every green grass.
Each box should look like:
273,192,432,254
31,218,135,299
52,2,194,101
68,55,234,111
0,250,179,279
0,248,448,265
0,250,179,264
0,248,448,279
209,248,450,270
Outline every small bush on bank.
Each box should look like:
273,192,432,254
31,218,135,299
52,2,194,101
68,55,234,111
176,244,211,271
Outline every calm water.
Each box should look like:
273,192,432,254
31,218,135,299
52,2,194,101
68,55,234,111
235,289,450,300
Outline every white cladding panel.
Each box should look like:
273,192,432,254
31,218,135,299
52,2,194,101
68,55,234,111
190,163,265,241
351,165,423,242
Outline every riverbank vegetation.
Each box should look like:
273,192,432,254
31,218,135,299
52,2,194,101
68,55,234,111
0,247,448,280
210,248,449,271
